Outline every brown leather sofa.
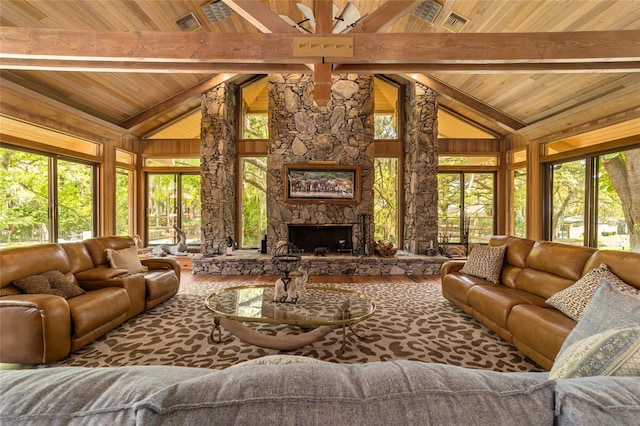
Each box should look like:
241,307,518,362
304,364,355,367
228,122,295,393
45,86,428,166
0,236,180,365
441,235,640,370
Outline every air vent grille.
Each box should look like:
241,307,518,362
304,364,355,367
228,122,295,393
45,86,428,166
174,12,201,32
202,0,235,24
412,1,442,24
442,12,468,32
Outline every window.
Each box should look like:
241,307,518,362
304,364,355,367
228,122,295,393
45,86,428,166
146,173,201,246
374,77,399,140
438,172,496,243
57,158,95,241
241,78,269,140
509,168,527,238
547,146,640,252
115,168,133,236
240,157,267,248
0,145,97,246
374,158,399,245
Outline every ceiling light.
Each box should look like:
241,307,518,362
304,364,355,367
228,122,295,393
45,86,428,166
412,1,442,24
201,0,235,24
280,2,366,34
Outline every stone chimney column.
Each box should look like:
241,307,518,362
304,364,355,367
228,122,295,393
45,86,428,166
200,83,237,254
403,81,439,254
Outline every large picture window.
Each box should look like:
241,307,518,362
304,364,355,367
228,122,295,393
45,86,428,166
0,145,97,246
146,173,201,246
438,172,496,244
240,156,267,248
374,157,399,245
547,146,639,252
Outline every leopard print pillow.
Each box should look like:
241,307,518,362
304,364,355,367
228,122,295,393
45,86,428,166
459,244,507,283
546,263,639,321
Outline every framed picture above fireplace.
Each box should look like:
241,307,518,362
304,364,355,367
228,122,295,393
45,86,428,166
284,164,361,204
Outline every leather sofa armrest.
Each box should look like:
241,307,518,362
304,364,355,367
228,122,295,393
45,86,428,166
0,294,71,364
75,268,128,281
141,258,181,280
440,260,466,277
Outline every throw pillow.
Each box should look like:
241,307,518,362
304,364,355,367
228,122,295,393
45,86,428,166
12,274,51,294
41,270,85,299
556,278,640,361
105,246,146,274
546,263,638,321
549,324,640,379
459,244,507,283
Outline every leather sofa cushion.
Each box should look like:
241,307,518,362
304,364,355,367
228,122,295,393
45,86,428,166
0,244,70,288
441,273,488,306
508,304,575,367
467,285,547,329
526,241,595,282
515,268,576,300
84,236,135,267
584,250,640,290
61,242,96,274
144,271,179,309
67,288,130,337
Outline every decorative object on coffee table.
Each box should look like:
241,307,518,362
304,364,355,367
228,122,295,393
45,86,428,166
272,242,301,303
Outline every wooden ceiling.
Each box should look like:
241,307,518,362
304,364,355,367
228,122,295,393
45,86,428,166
1,0,640,144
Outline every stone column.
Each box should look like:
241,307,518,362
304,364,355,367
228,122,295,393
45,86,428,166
403,81,439,254
200,83,237,254
267,73,375,254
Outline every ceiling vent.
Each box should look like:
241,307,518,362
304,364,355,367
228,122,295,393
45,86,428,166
201,0,235,24
174,12,201,32
442,11,469,32
412,1,442,24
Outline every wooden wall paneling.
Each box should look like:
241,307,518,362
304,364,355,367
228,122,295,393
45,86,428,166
526,142,543,240
141,139,201,156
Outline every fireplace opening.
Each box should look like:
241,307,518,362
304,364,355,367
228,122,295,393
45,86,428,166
288,225,353,254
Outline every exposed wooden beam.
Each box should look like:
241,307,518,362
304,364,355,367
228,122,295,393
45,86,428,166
119,74,238,130
407,74,526,131
335,62,640,74
0,58,312,73
350,0,419,33
223,0,298,33
2,27,638,65
313,0,335,106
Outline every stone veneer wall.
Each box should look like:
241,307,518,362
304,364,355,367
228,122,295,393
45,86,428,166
200,82,237,254
266,74,375,254
403,81,439,254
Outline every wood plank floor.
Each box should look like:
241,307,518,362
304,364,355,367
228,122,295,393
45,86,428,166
181,273,442,286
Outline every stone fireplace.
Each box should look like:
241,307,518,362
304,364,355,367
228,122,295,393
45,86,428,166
200,74,439,257
288,224,354,254
266,73,375,255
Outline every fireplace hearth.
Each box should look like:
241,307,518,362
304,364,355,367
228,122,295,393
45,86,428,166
288,224,353,254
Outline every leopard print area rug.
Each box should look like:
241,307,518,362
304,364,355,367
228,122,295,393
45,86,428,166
48,280,543,372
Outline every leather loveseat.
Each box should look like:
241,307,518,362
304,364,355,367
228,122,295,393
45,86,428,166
0,236,180,365
441,235,640,370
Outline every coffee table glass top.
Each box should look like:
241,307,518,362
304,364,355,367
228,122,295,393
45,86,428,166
205,284,375,327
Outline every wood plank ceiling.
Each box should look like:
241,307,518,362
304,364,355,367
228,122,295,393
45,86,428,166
1,0,640,144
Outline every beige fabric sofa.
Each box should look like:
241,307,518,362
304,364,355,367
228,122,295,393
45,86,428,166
0,236,180,365
441,235,640,370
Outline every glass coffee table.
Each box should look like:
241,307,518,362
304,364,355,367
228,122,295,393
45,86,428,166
205,284,376,353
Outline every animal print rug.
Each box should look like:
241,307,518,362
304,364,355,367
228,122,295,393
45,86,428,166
47,280,543,372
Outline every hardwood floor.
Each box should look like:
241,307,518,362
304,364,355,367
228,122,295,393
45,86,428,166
180,273,442,286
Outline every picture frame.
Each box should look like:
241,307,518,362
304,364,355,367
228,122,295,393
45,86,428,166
284,164,361,204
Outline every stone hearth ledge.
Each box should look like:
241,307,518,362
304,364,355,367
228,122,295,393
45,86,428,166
191,251,447,275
